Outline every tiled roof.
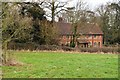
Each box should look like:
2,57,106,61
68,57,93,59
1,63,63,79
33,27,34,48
57,22,72,35
57,22,103,35
77,39,88,43
78,23,103,35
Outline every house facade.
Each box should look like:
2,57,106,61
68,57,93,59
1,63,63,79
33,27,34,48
57,18,103,48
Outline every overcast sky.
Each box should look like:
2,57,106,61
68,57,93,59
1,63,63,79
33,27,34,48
23,0,119,20
64,0,118,10
23,0,119,10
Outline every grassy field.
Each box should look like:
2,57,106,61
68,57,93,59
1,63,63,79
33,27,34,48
2,51,118,78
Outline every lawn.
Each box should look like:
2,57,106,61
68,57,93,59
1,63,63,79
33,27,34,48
2,51,118,78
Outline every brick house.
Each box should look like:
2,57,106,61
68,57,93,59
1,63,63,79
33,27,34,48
56,18,103,48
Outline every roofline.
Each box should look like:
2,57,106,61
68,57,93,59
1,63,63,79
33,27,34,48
59,33,103,36
81,33,103,35
60,34,73,36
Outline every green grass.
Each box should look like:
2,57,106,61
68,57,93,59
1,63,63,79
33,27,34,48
2,51,118,78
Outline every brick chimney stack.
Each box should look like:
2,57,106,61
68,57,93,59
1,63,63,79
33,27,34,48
58,17,63,22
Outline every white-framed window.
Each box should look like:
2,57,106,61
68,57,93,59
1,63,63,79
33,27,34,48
94,35,97,39
88,42,92,45
94,42,98,47
88,35,92,39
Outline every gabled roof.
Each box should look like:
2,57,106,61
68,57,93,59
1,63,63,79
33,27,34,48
78,23,103,35
57,21,103,35
57,22,72,35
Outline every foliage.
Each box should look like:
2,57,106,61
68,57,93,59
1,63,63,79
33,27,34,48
19,2,46,44
2,2,62,64
19,2,59,45
2,2,65,64
117,46,120,53
96,2,120,45
7,41,119,53
2,3,33,43
79,47,119,53
7,42,75,51
2,3,32,63
70,40,75,48
40,20,59,45
3,51,118,78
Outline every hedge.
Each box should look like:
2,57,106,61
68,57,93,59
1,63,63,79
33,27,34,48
7,42,119,53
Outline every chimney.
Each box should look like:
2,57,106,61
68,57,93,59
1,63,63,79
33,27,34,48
58,17,63,22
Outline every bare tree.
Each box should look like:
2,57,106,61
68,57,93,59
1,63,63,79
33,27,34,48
39,0,70,22
0,2,2,66
2,3,32,64
62,0,88,47
96,2,120,44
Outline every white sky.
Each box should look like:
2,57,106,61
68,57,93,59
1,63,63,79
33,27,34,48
63,0,118,10
24,0,119,10
23,0,119,20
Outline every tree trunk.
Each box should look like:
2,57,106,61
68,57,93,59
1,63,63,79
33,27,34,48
2,42,8,64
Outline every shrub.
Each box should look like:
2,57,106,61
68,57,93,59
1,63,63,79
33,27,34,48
36,45,62,51
8,42,76,51
117,47,120,53
8,42,119,53
79,47,118,53
62,46,75,51
70,41,75,48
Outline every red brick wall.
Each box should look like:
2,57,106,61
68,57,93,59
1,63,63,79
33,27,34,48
59,35,71,45
87,34,103,48
59,34,103,47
